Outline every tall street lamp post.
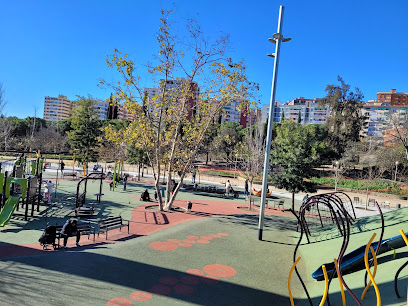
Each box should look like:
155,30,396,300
395,161,399,181
257,5,291,241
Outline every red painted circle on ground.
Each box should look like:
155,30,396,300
159,276,179,285
149,241,178,251
173,284,194,295
182,239,196,243
196,239,210,244
168,239,181,243
197,239,210,244
178,243,192,248
107,298,132,306
130,291,153,301
181,276,200,285
186,269,205,276
186,235,199,240
151,284,171,295
200,235,213,240
200,275,219,284
217,233,230,237
210,234,222,238
203,264,237,277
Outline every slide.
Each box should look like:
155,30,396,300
312,233,408,281
0,196,21,227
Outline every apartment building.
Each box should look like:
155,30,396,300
43,95,133,121
144,79,199,120
43,95,73,121
262,97,329,125
362,99,408,137
377,89,408,106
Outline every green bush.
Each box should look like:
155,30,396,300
310,177,406,195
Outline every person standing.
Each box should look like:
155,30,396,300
61,219,81,249
123,174,128,191
192,168,196,184
225,180,231,195
245,179,249,196
46,181,55,204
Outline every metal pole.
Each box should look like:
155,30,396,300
395,161,398,181
258,5,285,241
335,161,339,192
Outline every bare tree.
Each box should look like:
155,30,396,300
0,82,6,115
388,111,408,161
243,121,265,197
31,127,68,153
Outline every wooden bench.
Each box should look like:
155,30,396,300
97,216,129,239
55,221,95,248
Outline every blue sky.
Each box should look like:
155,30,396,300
1,0,407,118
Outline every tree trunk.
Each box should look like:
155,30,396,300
292,192,295,211
138,163,141,181
206,152,209,165
365,187,369,210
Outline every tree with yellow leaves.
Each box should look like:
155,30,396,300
100,9,258,211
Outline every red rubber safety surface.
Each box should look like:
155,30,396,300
181,276,200,285
203,264,237,278
106,297,132,306
178,242,193,248
196,239,211,244
200,275,219,285
168,239,181,243
186,269,205,276
173,284,194,295
130,291,153,301
150,284,171,295
200,235,213,240
182,239,196,243
149,241,179,251
186,235,200,240
217,233,230,237
159,276,179,286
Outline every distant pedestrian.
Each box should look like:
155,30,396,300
109,181,113,191
303,194,309,202
225,180,231,195
192,167,197,184
187,201,193,213
60,161,65,171
44,180,55,204
245,179,249,196
123,174,128,191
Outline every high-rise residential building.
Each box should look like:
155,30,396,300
95,100,109,120
261,97,329,125
377,89,408,106
362,99,408,138
43,95,73,121
144,79,199,120
44,95,134,121
219,100,259,128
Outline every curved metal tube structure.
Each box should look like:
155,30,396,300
292,192,362,306
364,201,384,288
288,257,302,306
394,230,408,299
364,233,381,306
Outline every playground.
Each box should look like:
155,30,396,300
1,155,408,305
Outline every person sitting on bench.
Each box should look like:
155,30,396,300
141,189,150,201
61,218,81,249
